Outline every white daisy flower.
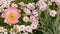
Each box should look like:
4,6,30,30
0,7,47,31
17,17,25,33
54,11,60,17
26,3,35,10
0,0,14,12
4,29,8,34
2,0,10,7
39,6,47,11
13,25,19,29
23,16,29,22
51,0,60,5
24,8,31,15
19,25,25,32
13,25,19,32
0,27,4,32
31,24,38,29
0,7,4,12
25,11,31,15
55,0,60,5
37,0,47,11
25,26,32,32
50,10,57,17
48,1,52,5
19,2,25,7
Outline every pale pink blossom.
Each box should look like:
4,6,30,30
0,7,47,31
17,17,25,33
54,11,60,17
37,0,47,11
26,3,35,10
50,10,57,17
0,27,4,32
19,25,25,32
25,26,32,32
51,0,60,5
31,24,38,29
19,2,25,7
24,8,31,15
23,16,29,22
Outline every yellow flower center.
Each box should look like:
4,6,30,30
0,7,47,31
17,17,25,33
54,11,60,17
8,12,16,20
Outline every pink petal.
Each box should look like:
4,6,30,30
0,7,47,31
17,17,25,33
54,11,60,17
4,19,19,24
1,13,6,18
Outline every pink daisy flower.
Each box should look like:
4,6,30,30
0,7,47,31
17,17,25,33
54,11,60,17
1,7,21,24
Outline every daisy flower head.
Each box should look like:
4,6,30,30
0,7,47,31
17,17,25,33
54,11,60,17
23,16,29,22
51,0,60,5
0,0,14,12
24,8,31,15
0,27,4,32
25,26,32,32
19,25,25,32
0,0,14,8
55,0,60,6
48,1,52,5
4,29,8,34
37,0,47,11
31,24,38,29
13,25,19,32
50,10,57,17
19,2,25,7
26,3,35,10
4,29,7,32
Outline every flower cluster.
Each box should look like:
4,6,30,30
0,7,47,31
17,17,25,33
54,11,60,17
0,27,8,34
0,0,15,12
51,0,60,5
0,0,59,34
9,24,38,33
36,0,47,11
